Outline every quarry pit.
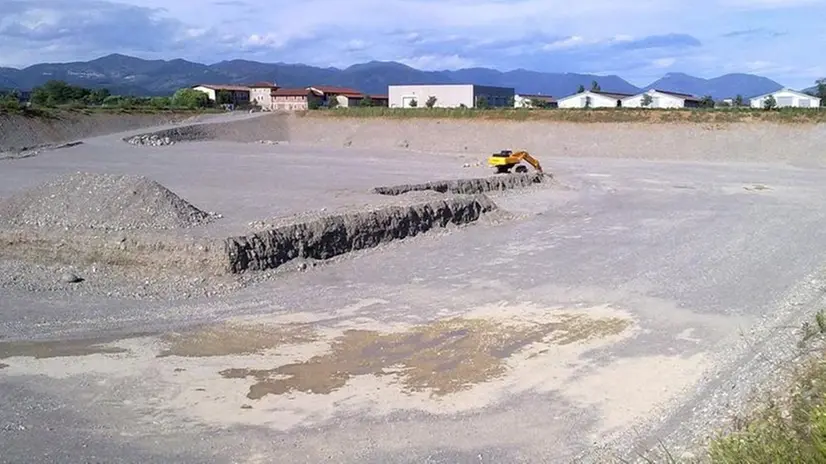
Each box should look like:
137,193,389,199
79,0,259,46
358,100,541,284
3,111,826,463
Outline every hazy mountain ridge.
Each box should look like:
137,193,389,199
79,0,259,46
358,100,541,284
0,53,787,100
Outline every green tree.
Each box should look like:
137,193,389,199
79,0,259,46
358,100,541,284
577,84,586,93
475,96,489,109
699,95,715,108
816,79,826,106
584,95,592,108
172,88,209,108
85,88,111,105
734,94,744,107
151,96,171,108
327,96,339,108
359,96,373,107
641,94,653,107
591,81,601,92
215,90,233,105
31,80,91,106
763,94,777,110
529,98,548,108
425,95,437,108
408,98,418,108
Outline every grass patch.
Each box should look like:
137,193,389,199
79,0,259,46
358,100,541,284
302,107,826,124
707,311,826,463
0,104,222,118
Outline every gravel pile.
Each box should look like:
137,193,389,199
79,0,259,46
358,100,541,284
0,172,216,231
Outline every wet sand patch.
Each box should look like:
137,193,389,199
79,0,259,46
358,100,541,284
0,335,140,359
157,322,319,358
221,314,631,400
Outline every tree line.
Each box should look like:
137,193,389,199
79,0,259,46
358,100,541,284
1,80,218,111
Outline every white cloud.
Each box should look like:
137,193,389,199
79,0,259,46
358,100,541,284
652,57,676,68
399,54,478,70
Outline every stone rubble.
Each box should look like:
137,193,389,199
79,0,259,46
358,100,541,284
126,134,175,146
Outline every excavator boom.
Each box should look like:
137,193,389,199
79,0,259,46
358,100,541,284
487,150,543,174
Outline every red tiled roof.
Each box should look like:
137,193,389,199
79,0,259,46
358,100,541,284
369,95,389,100
248,82,278,88
272,88,312,97
309,86,363,96
194,84,250,91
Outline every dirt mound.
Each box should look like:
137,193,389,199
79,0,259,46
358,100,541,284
0,112,197,154
123,114,291,146
0,172,214,231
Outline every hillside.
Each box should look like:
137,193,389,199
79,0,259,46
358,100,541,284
0,53,787,100
644,72,784,99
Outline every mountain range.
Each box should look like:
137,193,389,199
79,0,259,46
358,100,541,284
0,53,790,100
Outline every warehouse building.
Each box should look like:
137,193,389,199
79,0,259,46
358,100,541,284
622,89,701,108
749,88,821,108
556,90,635,108
388,84,515,108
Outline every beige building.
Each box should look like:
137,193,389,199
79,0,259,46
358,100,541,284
388,84,515,108
191,84,251,105
271,88,323,111
248,82,278,110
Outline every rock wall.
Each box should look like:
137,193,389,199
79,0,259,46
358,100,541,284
373,172,548,195
223,195,496,273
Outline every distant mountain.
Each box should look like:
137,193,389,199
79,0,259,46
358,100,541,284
644,72,783,99
0,53,791,100
0,54,639,97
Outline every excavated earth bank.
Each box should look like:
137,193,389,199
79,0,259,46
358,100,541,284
223,195,497,273
373,172,548,195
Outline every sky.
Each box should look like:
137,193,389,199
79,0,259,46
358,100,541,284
1,0,825,88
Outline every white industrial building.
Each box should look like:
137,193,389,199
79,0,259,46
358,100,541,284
749,88,821,108
556,90,635,108
388,84,515,108
622,89,701,108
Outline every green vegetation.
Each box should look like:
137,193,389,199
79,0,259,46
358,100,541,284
307,106,826,124
0,80,223,117
707,310,826,463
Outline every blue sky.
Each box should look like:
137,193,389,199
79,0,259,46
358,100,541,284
1,0,825,88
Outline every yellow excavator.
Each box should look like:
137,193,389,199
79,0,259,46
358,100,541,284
487,150,543,174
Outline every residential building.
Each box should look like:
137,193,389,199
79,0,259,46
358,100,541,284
191,84,251,105
622,89,701,108
388,84,515,108
271,88,323,111
556,90,635,108
248,82,278,110
514,94,557,108
749,88,821,108
309,86,366,107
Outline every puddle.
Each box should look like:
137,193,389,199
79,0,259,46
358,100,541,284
744,184,770,191
221,314,630,400
0,336,132,359
158,322,319,358
0,363,8,369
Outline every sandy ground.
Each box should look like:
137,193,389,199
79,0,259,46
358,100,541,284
2,113,826,463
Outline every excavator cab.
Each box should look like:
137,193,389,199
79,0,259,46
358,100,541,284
487,150,543,174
